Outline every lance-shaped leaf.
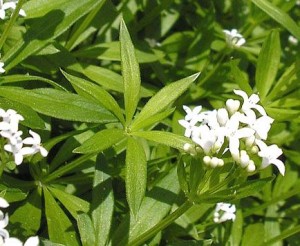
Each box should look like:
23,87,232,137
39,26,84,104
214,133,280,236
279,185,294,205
62,70,125,124
4,0,105,70
0,87,116,123
43,187,80,246
111,167,180,245
74,128,125,154
77,213,96,246
9,187,42,237
91,155,114,246
126,137,147,217
48,187,90,219
131,73,200,130
120,18,141,125
251,0,300,40
255,30,280,100
131,131,195,151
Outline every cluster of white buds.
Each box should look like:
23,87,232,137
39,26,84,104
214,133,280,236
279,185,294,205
223,29,246,48
0,197,39,246
0,109,48,165
179,89,285,175
213,202,236,223
0,0,26,20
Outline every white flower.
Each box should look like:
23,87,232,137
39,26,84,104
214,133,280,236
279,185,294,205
256,140,285,175
0,198,8,209
0,0,26,20
234,90,266,115
288,35,298,46
21,130,48,157
0,62,5,74
226,99,240,115
223,29,246,48
4,131,24,165
24,236,39,246
214,202,236,223
0,109,24,135
191,125,218,154
182,105,202,123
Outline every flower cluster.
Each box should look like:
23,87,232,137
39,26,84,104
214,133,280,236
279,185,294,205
179,89,285,175
0,109,48,165
213,202,236,223
0,197,39,246
0,0,26,20
223,29,246,48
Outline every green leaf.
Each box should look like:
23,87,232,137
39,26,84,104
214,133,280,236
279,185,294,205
10,187,42,237
48,187,90,219
0,98,45,129
242,223,264,246
0,87,116,123
111,167,180,245
251,0,300,40
4,0,105,70
255,30,280,100
74,128,125,154
62,70,125,124
77,213,96,246
131,73,200,130
73,41,165,63
91,155,114,246
126,137,147,217
131,131,195,151
43,187,80,246
120,18,141,125
82,65,154,98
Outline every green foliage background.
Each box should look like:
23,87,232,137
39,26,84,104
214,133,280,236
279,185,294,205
0,0,299,245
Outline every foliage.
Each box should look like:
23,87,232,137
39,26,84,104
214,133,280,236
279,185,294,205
0,0,299,245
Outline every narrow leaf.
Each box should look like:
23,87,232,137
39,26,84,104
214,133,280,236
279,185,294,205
43,187,80,246
74,128,125,154
62,70,125,124
4,0,105,70
0,87,116,123
111,167,180,245
120,18,141,125
91,155,114,246
255,30,280,100
126,137,147,217
48,187,90,219
131,73,200,130
251,0,300,40
77,213,96,246
10,187,42,237
131,131,195,151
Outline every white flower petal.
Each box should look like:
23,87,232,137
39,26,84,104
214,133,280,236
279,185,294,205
0,198,9,208
24,236,39,246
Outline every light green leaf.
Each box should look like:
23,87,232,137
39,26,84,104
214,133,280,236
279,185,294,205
131,131,195,151
48,187,90,219
82,65,154,98
9,187,42,237
126,137,147,217
91,155,114,246
77,213,96,246
4,0,105,70
73,41,165,63
131,73,200,130
43,187,80,246
251,0,300,40
255,30,280,100
0,87,116,123
111,167,180,245
62,70,125,124
242,223,264,246
120,18,141,125
74,128,125,154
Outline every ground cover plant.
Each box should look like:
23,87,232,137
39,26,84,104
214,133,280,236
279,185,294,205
0,0,299,245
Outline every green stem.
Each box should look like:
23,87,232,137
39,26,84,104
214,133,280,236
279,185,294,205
263,225,300,245
0,0,26,51
65,1,106,50
128,200,193,246
43,153,95,183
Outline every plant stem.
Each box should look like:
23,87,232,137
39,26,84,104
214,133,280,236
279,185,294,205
128,200,193,246
263,225,300,245
0,0,26,51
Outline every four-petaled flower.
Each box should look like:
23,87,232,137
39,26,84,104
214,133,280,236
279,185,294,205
0,0,26,20
214,202,236,223
223,29,246,48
